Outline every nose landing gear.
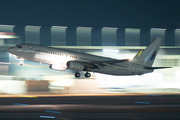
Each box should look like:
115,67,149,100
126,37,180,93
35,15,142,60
15,56,24,66
20,60,24,66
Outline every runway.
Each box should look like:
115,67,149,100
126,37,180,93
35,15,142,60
0,94,180,105
0,95,180,120
1,104,180,113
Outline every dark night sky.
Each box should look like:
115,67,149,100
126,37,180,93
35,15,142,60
0,0,180,28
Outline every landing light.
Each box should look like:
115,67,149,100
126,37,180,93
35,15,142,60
128,57,133,60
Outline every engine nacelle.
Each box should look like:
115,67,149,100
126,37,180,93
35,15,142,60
49,64,67,71
67,61,85,71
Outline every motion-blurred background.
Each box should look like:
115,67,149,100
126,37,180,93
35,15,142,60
0,25,179,95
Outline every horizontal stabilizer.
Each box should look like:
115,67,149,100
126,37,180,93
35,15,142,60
144,67,172,69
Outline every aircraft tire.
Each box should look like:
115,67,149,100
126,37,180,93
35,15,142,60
85,72,91,78
75,72,81,78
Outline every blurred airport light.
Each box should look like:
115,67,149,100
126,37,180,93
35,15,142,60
52,26,67,28
175,71,180,78
0,32,18,39
103,49,119,53
0,25,14,27
0,32,15,35
26,25,41,28
77,27,92,29
151,28,166,31
103,27,118,29
0,62,11,64
144,72,163,79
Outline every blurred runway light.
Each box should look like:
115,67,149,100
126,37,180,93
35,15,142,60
147,95,162,97
0,75,13,77
13,103,29,105
46,111,61,113
103,49,119,53
0,80,26,94
135,101,150,104
0,62,11,64
144,72,163,79
18,95,38,98
40,116,55,119
175,71,180,78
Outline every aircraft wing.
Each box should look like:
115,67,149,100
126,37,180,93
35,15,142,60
75,59,129,68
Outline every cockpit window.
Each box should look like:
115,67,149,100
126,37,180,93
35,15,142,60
16,45,22,48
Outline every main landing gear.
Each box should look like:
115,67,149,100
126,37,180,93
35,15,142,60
84,72,91,78
75,72,81,78
74,71,91,78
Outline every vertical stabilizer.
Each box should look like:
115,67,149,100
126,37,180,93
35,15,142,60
133,37,162,66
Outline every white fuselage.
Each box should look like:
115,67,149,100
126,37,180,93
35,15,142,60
8,44,153,75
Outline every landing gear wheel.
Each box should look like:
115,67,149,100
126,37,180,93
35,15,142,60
85,72,91,78
75,72,81,78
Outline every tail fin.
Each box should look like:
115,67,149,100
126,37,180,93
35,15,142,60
133,37,162,67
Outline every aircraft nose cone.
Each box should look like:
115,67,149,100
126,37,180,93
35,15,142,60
7,47,12,52
7,47,15,54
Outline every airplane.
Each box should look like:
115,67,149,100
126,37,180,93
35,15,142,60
7,37,171,78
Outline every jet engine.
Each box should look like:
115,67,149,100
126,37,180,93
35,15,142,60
49,64,67,71
67,61,85,71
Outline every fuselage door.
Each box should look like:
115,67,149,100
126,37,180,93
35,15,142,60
132,67,135,73
24,45,35,60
